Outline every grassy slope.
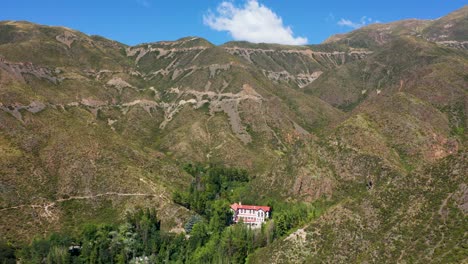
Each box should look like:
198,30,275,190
305,36,467,111
247,8,468,263
248,153,467,263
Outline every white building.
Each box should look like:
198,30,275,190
230,203,271,228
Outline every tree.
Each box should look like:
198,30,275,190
0,241,16,264
275,213,288,237
184,215,203,233
46,246,70,264
209,200,232,233
188,222,209,252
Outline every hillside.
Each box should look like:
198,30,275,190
0,20,349,242
248,6,468,263
248,153,467,263
0,5,467,263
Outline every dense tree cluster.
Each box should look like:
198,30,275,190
173,163,249,215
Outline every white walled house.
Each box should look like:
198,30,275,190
230,203,271,228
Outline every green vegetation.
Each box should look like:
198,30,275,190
11,164,323,263
171,164,321,262
17,209,165,263
0,241,16,264
248,153,467,263
173,163,249,214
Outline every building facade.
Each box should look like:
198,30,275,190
230,203,271,228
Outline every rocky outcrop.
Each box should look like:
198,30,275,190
0,101,46,121
436,40,468,49
122,99,159,115
159,84,263,144
126,45,209,64
224,46,372,67
56,31,78,48
153,37,202,47
146,62,239,81
0,58,60,84
83,69,123,80
106,77,136,91
263,70,323,88
1,81,263,144
455,183,468,214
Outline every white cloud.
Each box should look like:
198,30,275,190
204,0,308,45
337,16,380,29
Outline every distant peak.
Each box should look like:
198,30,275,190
135,36,214,48
222,41,308,50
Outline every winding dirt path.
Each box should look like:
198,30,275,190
0,192,158,213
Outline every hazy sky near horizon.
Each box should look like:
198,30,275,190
2,1,466,45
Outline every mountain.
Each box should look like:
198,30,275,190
0,20,349,242
247,6,468,263
0,6,466,263
248,153,467,263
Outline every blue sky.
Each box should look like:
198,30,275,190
2,0,466,45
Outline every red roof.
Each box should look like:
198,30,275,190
230,203,271,212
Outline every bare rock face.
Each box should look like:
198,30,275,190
207,84,262,144
106,77,135,92
0,101,46,121
285,228,307,243
263,70,323,88
455,183,468,214
218,99,252,144
80,98,107,117
436,40,468,49
56,31,78,48
224,46,372,92
209,64,231,78
224,46,372,68
0,58,60,84
122,99,159,115
159,83,262,144
126,44,208,64
125,46,150,64
26,101,46,113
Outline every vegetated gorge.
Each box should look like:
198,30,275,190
0,6,467,264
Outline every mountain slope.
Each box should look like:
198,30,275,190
0,7,466,263
0,20,346,242
248,153,467,263
323,6,468,49
247,7,467,263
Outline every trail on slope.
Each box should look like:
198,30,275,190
0,192,159,214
